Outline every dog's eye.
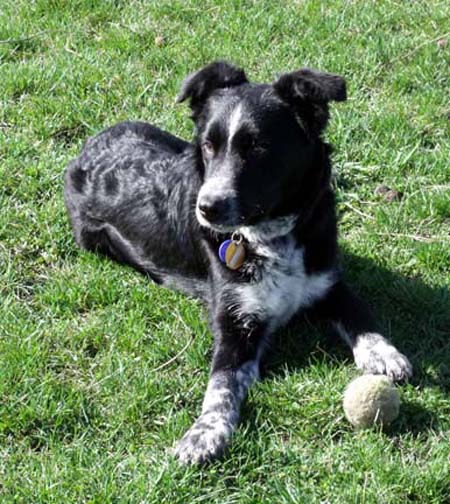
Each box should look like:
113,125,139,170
234,132,267,155
257,140,270,151
202,140,215,158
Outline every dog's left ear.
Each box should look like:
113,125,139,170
177,61,248,119
273,68,346,135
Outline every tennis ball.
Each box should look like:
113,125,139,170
343,374,400,429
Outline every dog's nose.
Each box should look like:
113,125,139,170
198,196,228,223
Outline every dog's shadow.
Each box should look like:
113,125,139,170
255,249,450,436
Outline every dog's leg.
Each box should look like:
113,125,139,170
174,316,266,464
174,361,259,464
315,281,412,381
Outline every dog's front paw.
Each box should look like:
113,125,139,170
353,333,412,382
174,412,233,465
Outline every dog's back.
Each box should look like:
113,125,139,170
64,121,207,294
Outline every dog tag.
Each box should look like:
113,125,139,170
218,235,246,270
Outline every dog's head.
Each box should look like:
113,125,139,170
177,61,346,233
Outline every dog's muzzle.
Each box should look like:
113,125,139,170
196,178,240,228
197,194,235,224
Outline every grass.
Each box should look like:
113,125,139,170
1,0,449,502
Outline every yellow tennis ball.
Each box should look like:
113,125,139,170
343,374,400,429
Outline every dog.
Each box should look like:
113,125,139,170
64,61,412,464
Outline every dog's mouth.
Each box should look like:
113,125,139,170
195,204,246,233
195,195,268,232
196,208,298,246
195,202,296,241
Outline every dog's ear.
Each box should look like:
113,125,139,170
177,61,248,117
274,68,346,103
273,68,346,135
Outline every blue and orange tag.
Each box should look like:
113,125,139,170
218,233,246,270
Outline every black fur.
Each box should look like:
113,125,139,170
176,61,249,122
64,62,412,464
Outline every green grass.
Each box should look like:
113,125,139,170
1,0,449,502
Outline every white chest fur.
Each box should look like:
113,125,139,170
234,233,336,330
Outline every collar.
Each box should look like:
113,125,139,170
218,215,298,270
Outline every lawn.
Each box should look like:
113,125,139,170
1,0,449,502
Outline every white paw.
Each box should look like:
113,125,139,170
174,412,233,465
354,333,412,382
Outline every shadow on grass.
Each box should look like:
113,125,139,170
391,398,439,436
267,250,449,385
260,249,449,435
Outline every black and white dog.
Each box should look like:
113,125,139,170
64,61,412,464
